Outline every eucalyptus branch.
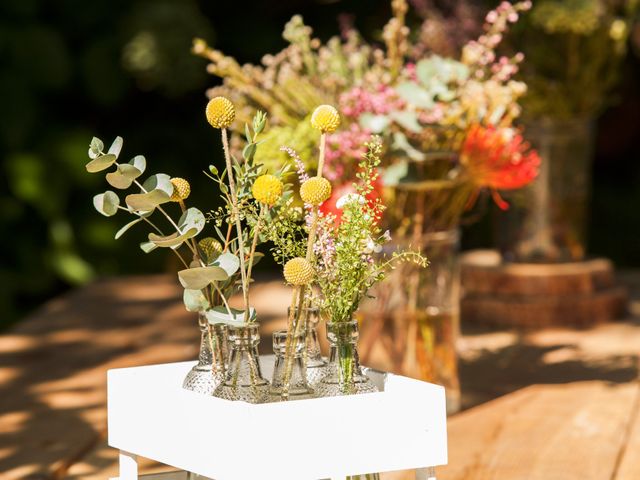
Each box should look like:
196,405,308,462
132,178,197,256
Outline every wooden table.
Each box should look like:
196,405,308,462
1,273,639,480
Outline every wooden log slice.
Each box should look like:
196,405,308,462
462,250,616,296
462,286,628,328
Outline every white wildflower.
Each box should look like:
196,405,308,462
336,193,365,210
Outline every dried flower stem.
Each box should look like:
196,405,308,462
245,204,266,287
281,132,328,399
221,127,250,320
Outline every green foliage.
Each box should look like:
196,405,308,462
315,138,428,323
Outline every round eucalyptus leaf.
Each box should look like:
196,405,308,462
212,252,240,276
142,173,173,196
93,190,120,217
390,110,422,134
183,289,210,312
148,230,191,248
89,137,104,156
107,136,123,158
114,217,143,239
86,153,117,173
396,82,434,110
106,164,143,189
205,306,256,326
140,241,157,253
177,207,205,237
130,155,146,175
126,189,170,211
177,266,230,290
359,113,391,134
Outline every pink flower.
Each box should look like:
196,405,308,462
324,124,372,181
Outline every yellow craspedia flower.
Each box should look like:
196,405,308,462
198,237,223,260
252,174,283,206
311,105,340,133
170,178,191,201
206,97,235,129
300,177,331,206
284,257,315,286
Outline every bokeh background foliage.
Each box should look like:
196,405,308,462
1,0,639,328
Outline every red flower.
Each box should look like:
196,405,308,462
461,124,540,209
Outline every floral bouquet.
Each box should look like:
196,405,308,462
189,0,542,414
193,0,540,229
86,96,426,408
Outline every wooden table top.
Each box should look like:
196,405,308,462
1,273,639,480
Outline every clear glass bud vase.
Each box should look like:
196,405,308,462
289,306,329,388
213,325,270,404
269,330,314,401
182,315,227,395
316,320,378,397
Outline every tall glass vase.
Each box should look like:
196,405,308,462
182,315,227,395
213,324,270,404
316,320,378,397
360,229,462,415
494,117,595,262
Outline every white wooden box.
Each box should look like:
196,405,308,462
107,358,447,480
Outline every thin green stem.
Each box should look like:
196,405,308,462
221,128,250,320
245,204,265,288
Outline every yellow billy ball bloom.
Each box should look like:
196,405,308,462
284,257,315,286
170,177,191,201
300,177,331,206
310,105,340,133
198,237,223,260
206,96,235,129
252,174,283,206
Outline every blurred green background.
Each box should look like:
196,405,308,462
1,0,639,329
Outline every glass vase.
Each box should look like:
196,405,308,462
213,324,270,404
360,229,461,415
494,117,595,262
316,320,378,397
182,315,226,395
269,330,314,401
289,306,329,388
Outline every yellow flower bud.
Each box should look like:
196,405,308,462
310,105,340,133
198,237,223,260
206,97,235,129
300,177,331,206
284,257,315,286
252,174,283,206
170,177,191,202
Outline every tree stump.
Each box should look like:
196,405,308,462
461,250,628,328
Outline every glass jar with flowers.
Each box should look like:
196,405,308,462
85,97,293,403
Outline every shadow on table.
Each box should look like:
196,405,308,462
459,316,640,410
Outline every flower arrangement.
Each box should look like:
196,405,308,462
86,96,426,403
193,0,539,229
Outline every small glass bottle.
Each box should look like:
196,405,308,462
213,324,270,403
289,306,329,388
182,315,226,395
269,330,314,401
316,319,378,397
